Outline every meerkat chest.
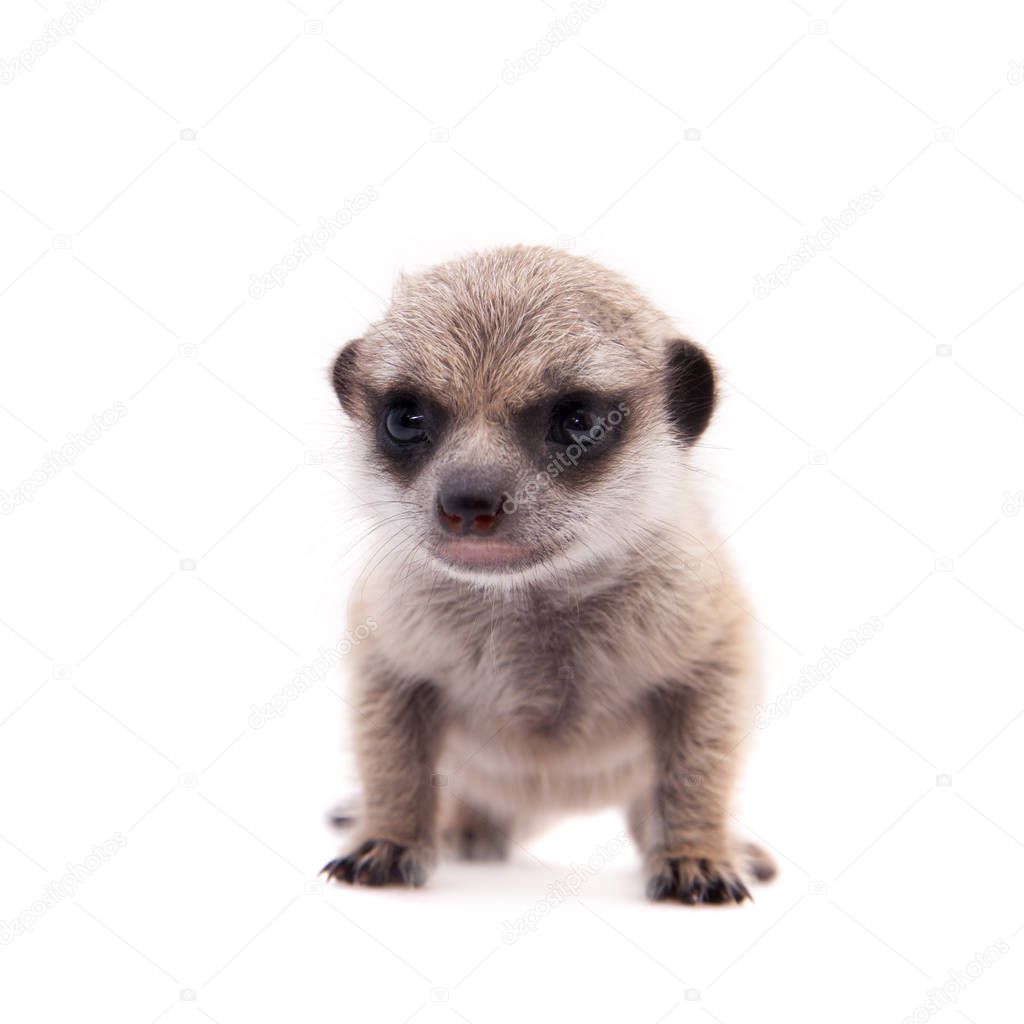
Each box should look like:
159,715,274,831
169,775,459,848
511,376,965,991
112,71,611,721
434,618,657,807
438,611,647,740
368,581,675,741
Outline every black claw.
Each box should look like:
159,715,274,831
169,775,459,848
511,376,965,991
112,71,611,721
728,879,752,904
359,863,387,886
702,878,727,905
321,839,424,888
320,856,355,882
646,857,752,906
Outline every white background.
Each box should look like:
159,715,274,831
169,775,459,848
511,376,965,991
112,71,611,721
2,0,1023,1021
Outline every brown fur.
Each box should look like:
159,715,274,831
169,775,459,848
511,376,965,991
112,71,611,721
322,246,775,902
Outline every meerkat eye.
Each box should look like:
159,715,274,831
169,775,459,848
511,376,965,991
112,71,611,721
548,403,601,447
384,402,428,445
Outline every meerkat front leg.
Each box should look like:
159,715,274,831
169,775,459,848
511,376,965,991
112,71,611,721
322,672,443,887
637,679,751,905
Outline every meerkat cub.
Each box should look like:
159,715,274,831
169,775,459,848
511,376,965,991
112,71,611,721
322,245,775,904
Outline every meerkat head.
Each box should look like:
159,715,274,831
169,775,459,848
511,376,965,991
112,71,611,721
330,246,716,589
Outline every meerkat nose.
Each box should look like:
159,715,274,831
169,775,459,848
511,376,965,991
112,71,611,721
437,489,506,535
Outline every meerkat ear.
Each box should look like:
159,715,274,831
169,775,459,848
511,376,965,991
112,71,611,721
664,339,716,442
330,338,363,411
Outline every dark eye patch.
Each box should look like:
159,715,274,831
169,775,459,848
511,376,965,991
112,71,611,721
369,388,448,478
515,390,628,469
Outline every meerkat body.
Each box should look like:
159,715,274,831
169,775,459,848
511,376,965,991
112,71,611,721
325,246,774,902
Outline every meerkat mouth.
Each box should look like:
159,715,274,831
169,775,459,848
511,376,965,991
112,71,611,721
434,537,535,571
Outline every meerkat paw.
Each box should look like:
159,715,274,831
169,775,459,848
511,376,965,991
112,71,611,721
645,855,751,905
321,839,431,888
